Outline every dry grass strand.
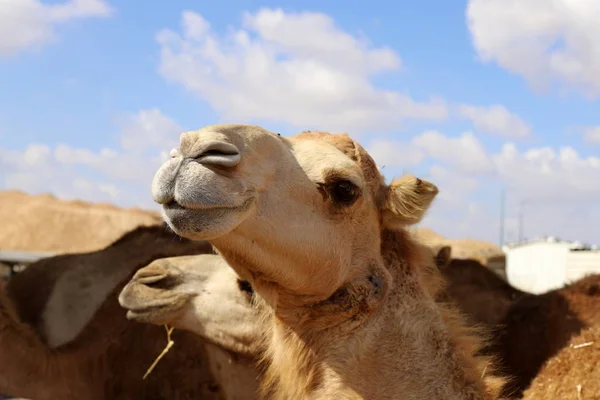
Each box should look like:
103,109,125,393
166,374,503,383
143,325,175,380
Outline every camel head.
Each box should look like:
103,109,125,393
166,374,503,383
152,124,439,300
118,254,262,356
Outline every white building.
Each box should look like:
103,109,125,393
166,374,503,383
503,237,600,294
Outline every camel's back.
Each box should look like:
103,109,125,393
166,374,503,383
521,325,600,400
492,274,600,397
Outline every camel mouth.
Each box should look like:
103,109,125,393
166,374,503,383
118,279,191,324
163,197,255,212
124,304,179,322
161,196,256,239
122,296,189,325
164,200,185,210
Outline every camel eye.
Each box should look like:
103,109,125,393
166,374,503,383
237,279,254,298
329,179,359,205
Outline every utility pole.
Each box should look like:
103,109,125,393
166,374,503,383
518,199,529,243
518,203,523,243
499,188,505,247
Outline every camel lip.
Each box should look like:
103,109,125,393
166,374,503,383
119,287,190,314
123,302,184,322
163,197,255,213
125,308,174,324
120,296,180,312
164,200,184,210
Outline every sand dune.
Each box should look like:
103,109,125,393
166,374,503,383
411,227,503,261
0,191,162,254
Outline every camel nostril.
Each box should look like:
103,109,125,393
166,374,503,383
193,141,241,168
136,273,181,290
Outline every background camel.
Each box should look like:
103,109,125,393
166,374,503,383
0,224,259,400
119,254,263,358
489,273,600,398
521,325,599,400
431,246,600,399
151,124,504,399
431,246,526,327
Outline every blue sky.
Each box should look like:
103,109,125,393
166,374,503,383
1,0,599,244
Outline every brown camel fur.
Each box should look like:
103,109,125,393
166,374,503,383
431,246,526,327
151,124,505,399
490,273,600,398
521,325,600,400
0,224,258,400
431,247,600,398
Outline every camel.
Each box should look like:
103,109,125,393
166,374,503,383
489,273,600,398
150,124,505,399
0,224,259,400
431,246,526,327
430,247,600,399
119,254,263,358
521,325,600,400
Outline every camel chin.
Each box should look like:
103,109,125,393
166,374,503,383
161,199,254,241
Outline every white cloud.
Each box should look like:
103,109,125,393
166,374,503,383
493,143,600,203
0,109,176,208
412,131,494,173
156,9,448,133
457,104,531,138
118,108,182,151
0,0,113,57
366,139,424,169
466,0,600,98
425,164,480,207
584,126,600,145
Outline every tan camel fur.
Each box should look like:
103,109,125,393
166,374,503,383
0,225,258,400
119,254,263,358
151,124,504,399
117,248,467,398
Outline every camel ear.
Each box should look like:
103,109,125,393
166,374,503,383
381,176,439,229
435,246,452,269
